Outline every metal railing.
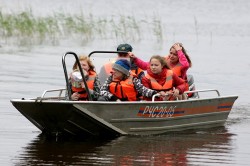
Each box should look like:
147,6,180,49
61,51,128,101
184,89,220,98
41,88,66,98
152,89,220,102
62,52,92,101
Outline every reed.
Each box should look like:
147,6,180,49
194,16,199,43
152,14,163,42
0,10,164,46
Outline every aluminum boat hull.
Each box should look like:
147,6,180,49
11,95,238,137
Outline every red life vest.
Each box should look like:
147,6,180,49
71,70,96,100
109,75,137,101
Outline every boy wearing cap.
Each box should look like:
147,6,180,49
98,43,144,85
98,59,159,101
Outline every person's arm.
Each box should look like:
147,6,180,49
99,75,115,100
141,76,151,89
172,73,186,94
137,71,145,81
91,75,101,100
173,44,189,69
173,44,189,80
133,58,149,70
177,50,189,69
129,52,149,70
133,77,157,98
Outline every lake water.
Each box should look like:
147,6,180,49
1,0,250,165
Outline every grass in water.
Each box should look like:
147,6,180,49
0,10,163,46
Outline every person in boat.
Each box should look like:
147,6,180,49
141,55,186,101
69,55,101,101
98,43,145,85
98,59,162,102
129,42,192,99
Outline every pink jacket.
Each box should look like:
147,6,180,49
134,50,190,80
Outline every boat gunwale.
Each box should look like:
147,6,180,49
10,95,238,105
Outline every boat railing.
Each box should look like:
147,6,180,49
88,51,127,57
62,52,93,101
62,51,128,101
37,88,220,102
184,89,220,99
35,88,67,101
152,89,220,102
152,93,177,102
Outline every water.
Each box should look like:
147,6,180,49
1,0,250,165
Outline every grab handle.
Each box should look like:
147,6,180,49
62,52,92,101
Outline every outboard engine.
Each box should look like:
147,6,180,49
187,75,197,98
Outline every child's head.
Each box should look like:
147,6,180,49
112,59,131,76
73,55,95,71
149,55,168,74
112,59,131,80
170,43,192,67
117,43,133,58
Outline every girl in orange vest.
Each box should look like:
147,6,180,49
141,55,186,101
98,59,158,101
70,55,101,101
166,43,192,81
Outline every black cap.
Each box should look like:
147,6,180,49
117,43,133,52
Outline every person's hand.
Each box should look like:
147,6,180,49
158,91,170,100
173,43,182,51
128,52,136,59
71,92,80,101
158,91,166,97
83,69,88,76
80,82,85,88
172,88,180,98
162,91,173,101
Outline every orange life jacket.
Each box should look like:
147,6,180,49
104,62,144,79
145,70,174,91
109,75,137,101
145,70,175,101
71,70,96,100
165,56,182,78
104,63,113,75
131,67,144,78
165,56,189,91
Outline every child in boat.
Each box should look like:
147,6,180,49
129,43,192,99
98,43,144,85
69,55,101,101
141,55,186,101
98,59,161,102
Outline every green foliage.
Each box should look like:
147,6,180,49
0,10,163,46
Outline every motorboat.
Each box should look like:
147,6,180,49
10,51,238,138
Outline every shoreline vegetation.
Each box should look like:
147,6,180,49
0,10,163,46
